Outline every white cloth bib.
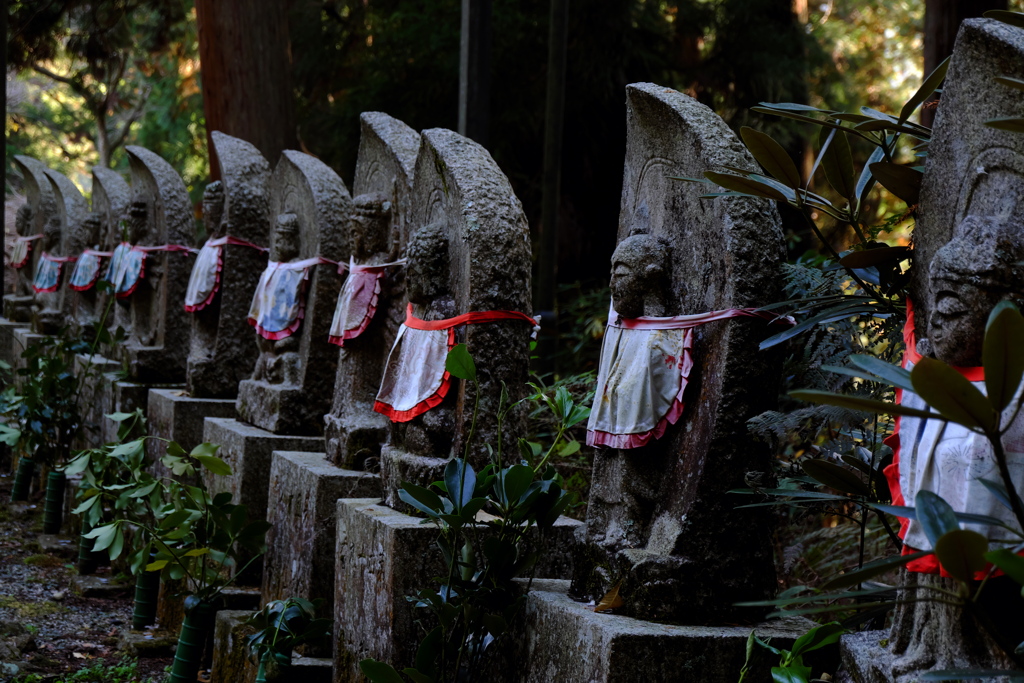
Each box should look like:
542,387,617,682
184,238,224,312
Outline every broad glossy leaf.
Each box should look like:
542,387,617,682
819,127,856,202
911,358,997,432
703,171,788,202
771,664,812,683
789,390,940,421
856,147,886,207
445,343,476,381
847,354,915,392
934,529,988,582
791,622,846,657
359,659,406,683
899,56,950,125
757,102,836,114
995,76,1024,92
985,548,1024,586
194,454,232,476
500,465,534,507
146,559,169,572
444,459,476,511
869,162,922,206
190,442,221,459
800,459,871,497
983,301,1024,412
741,127,801,188
760,303,884,349
820,550,933,590
595,583,624,613
915,491,960,547
985,117,1024,133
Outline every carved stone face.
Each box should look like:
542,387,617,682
15,205,32,237
350,193,392,258
127,201,149,243
42,215,60,251
82,214,102,247
609,234,670,318
925,215,1024,366
406,222,449,304
203,181,226,238
272,213,301,263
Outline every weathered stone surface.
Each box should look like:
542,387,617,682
187,132,272,398
121,145,195,383
210,609,258,683
36,534,77,559
118,628,177,658
325,112,418,470
71,575,128,598
201,418,325,584
101,380,180,445
236,151,350,435
76,166,131,337
569,83,786,624
261,451,378,631
379,127,533,506
0,319,29,371
12,329,46,378
333,499,581,680
37,169,88,334
6,157,57,323
73,354,120,450
146,388,235,481
503,579,812,683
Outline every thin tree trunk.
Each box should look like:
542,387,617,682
195,0,296,178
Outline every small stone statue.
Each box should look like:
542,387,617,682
30,214,64,333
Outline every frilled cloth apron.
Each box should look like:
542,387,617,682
884,302,1024,577
374,304,539,422
247,258,326,340
69,249,111,292
184,236,268,313
108,243,197,299
32,253,76,293
10,234,42,269
587,306,789,449
328,257,406,346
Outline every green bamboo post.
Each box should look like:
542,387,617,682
169,601,215,683
11,457,34,502
77,518,99,574
131,566,161,629
42,471,66,533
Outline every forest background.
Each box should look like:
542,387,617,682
6,0,1021,365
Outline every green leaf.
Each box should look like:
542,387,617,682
105,411,136,422
146,559,169,572
819,127,856,203
985,548,1024,586
500,465,535,507
771,664,812,683
398,484,443,519
791,622,846,658
984,9,1024,28
703,171,788,201
899,56,949,125
868,162,922,206
934,529,988,582
985,117,1024,133
194,454,232,476
911,357,997,432
847,354,915,393
445,344,476,381
915,491,961,547
789,390,941,421
820,550,933,590
995,76,1024,92
359,659,406,683
982,301,1024,412
444,459,476,511
740,127,801,188
839,246,911,269
559,440,581,457
800,459,871,497
190,442,221,459
855,146,886,207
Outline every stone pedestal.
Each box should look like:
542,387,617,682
261,451,379,629
11,328,47,377
73,354,119,450
146,388,235,480
333,499,582,681
505,579,813,683
837,631,891,683
0,318,29,370
212,609,334,683
101,380,183,445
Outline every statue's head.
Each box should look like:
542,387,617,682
609,232,671,318
924,215,1024,366
272,213,301,263
127,200,148,243
15,204,32,236
406,221,449,304
81,213,102,247
42,214,61,250
202,181,226,237
350,193,392,258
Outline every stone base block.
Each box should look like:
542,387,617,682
2,296,32,326
201,419,324,584
837,630,892,683
262,452,379,629
147,388,235,480
12,329,48,378
101,380,184,444
119,629,177,658
509,579,813,683
379,447,447,510
333,499,582,681
71,575,128,598
221,586,262,612
36,534,77,559
324,403,388,470
211,610,258,683
236,378,324,436
73,354,119,449
0,317,29,370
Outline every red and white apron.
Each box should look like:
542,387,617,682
885,302,1024,576
587,306,791,449
69,249,111,292
9,234,42,269
374,304,539,422
247,257,330,340
328,257,405,346
32,252,76,293
109,243,197,299
184,236,268,312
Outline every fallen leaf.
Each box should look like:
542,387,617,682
594,583,624,613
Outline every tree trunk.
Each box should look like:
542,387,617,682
922,0,1005,126
195,0,296,178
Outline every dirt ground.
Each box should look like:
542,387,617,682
0,470,173,682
